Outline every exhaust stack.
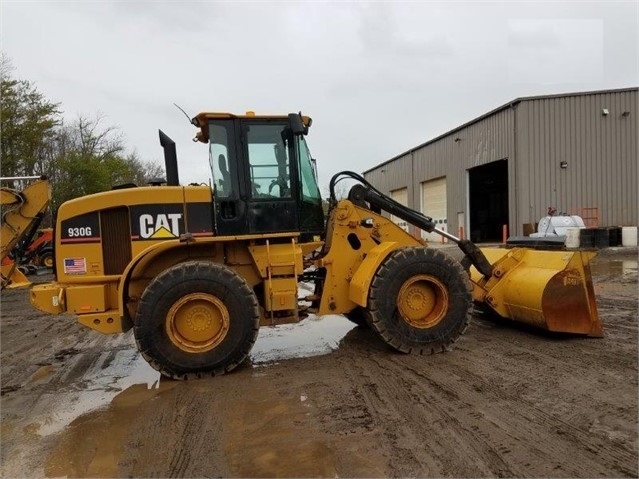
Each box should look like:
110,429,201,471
158,130,180,186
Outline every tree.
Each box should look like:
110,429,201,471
2,58,164,212
0,55,61,178
44,115,164,210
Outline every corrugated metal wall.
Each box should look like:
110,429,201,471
413,107,514,235
364,88,638,237
365,108,515,236
364,154,414,204
516,89,637,228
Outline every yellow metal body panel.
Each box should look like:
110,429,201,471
348,242,402,307
54,185,213,282
248,241,302,277
470,247,602,336
30,283,66,314
265,277,298,312
0,189,21,205
317,200,421,315
66,284,108,314
77,310,124,334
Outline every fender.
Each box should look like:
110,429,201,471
348,241,404,307
118,237,226,323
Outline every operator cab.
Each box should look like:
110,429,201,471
193,112,324,239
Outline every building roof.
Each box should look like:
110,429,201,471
363,86,638,174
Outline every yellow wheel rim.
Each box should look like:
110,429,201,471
43,256,54,268
397,274,448,329
165,293,230,353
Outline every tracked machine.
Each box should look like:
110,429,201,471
30,112,602,379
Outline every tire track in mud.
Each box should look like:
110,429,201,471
321,319,637,478
331,343,518,477
166,394,201,477
119,384,189,478
389,356,636,477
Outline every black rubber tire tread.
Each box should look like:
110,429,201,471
460,255,472,274
134,261,260,380
367,247,472,355
344,306,371,328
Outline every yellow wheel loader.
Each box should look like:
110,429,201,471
1,176,51,289
29,112,602,379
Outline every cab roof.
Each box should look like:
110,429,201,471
192,111,312,143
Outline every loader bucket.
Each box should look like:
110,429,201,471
1,263,31,290
469,247,602,337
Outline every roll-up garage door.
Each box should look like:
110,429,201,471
420,177,447,242
390,187,409,232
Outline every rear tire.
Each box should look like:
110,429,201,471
367,247,472,354
134,261,260,379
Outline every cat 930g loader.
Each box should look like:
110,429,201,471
30,111,602,379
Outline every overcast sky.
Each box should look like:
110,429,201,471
3,1,637,193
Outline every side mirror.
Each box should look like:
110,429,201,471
288,112,308,135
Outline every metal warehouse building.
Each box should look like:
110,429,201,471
363,87,638,243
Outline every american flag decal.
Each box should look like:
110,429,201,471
64,257,87,274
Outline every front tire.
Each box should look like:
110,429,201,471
344,306,371,328
134,261,260,379
367,247,472,354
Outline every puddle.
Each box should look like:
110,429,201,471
250,314,356,364
37,347,160,437
35,314,354,437
590,259,638,278
223,376,337,478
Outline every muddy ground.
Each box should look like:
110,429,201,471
1,249,637,478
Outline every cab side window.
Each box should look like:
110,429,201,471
209,123,234,198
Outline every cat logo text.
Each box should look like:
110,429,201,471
139,213,182,239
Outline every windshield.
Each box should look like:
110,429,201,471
297,135,321,203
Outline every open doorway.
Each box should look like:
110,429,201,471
468,159,508,243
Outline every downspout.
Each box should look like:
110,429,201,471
410,150,418,238
511,102,518,236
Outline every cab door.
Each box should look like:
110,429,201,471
209,120,248,236
241,121,299,234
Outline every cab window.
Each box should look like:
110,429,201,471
246,123,292,199
208,122,235,198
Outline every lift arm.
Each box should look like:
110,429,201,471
331,171,493,277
